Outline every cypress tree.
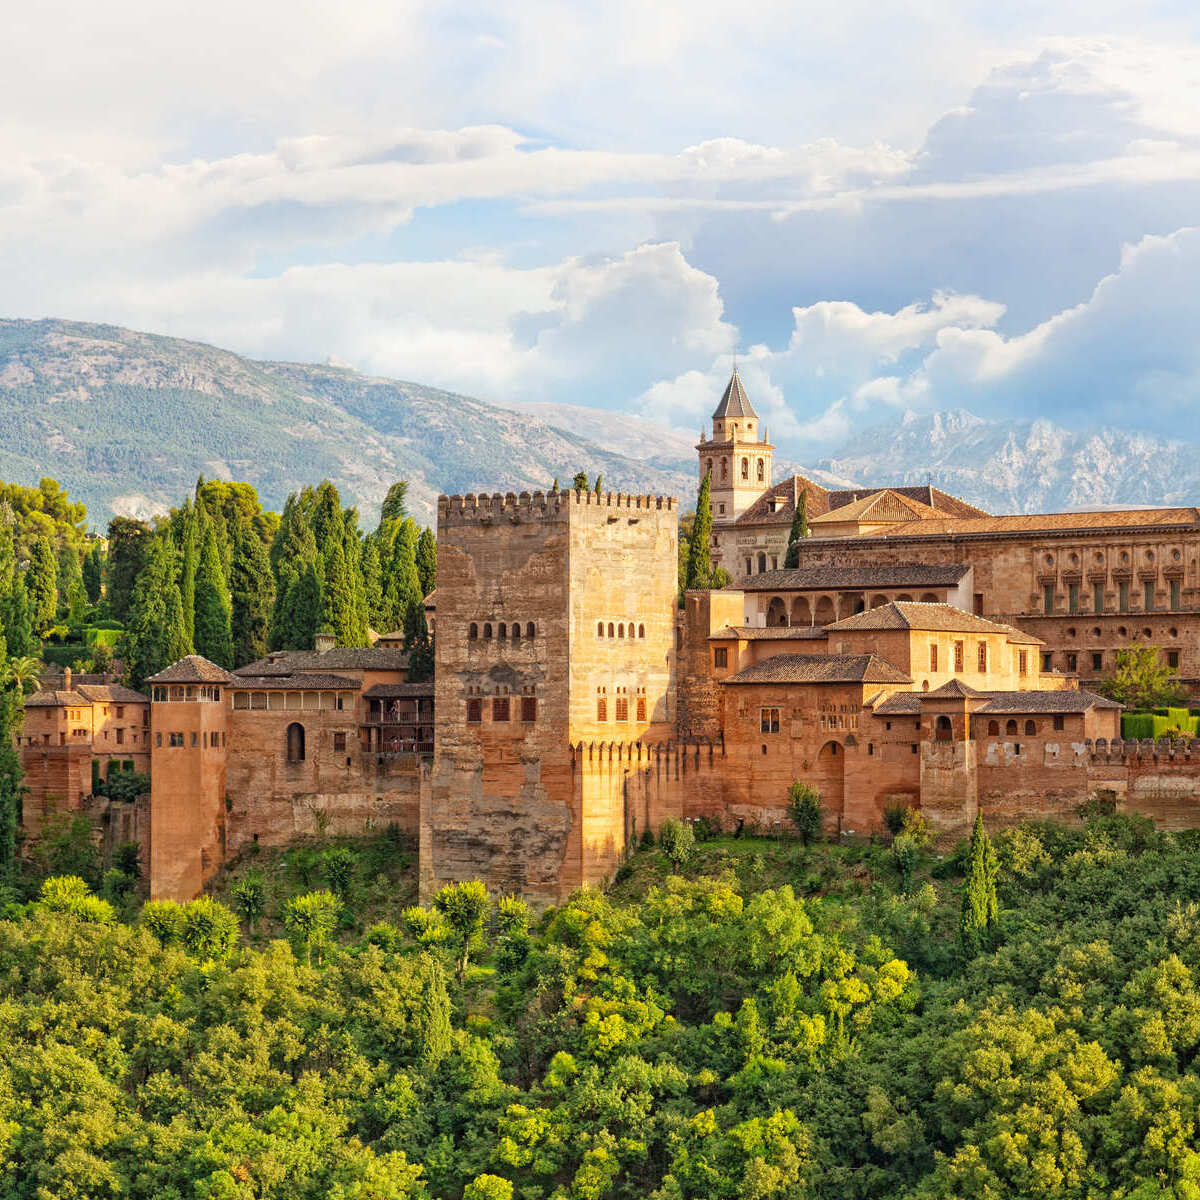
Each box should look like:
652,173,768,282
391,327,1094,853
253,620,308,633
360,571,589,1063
361,538,384,629
268,498,320,650
404,597,434,683
342,513,371,647
27,536,57,632
959,813,999,958
383,521,422,633
0,676,24,880
416,527,437,597
572,471,589,491
319,539,354,646
55,542,83,621
106,517,152,624
550,478,559,494
194,523,232,668
380,481,408,529
685,470,714,590
82,545,103,604
310,481,343,561
2,579,35,657
178,499,199,646
229,506,274,667
124,533,190,689
277,563,322,651
783,490,810,569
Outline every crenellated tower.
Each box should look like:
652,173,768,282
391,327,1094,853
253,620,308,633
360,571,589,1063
697,369,774,522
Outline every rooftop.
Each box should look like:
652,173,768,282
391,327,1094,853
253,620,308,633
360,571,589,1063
723,653,912,686
731,475,832,526
851,506,1200,540
825,601,1044,642
810,489,942,526
236,647,411,676
712,369,758,421
75,683,149,704
229,674,361,690
825,485,988,519
25,689,92,708
872,686,1120,716
363,682,436,699
710,624,828,641
739,563,971,592
146,655,236,685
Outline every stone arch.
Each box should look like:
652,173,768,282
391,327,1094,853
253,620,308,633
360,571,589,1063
1005,719,1018,736
721,458,728,480
469,622,478,639
815,741,844,830
934,714,952,742
870,593,888,608
814,595,836,625
608,622,615,637
483,622,493,638
919,592,938,603
638,624,645,638
511,623,520,642
741,457,749,480
597,621,604,637
526,622,535,638
791,596,812,625
987,719,1000,736
618,622,625,638
286,722,306,763
896,593,914,602
756,458,764,480
766,596,788,627
498,622,507,639
1024,719,1037,735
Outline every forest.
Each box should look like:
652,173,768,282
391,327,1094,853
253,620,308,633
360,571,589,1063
3,809,1200,1198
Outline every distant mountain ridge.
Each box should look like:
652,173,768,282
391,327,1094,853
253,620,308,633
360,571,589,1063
1,317,1197,526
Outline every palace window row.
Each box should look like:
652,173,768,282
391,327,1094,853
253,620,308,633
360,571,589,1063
595,685,647,723
979,717,1065,737
1044,576,1185,615
152,685,223,702
468,621,536,641
155,730,226,748
704,456,766,483
597,621,646,639
466,686,538,725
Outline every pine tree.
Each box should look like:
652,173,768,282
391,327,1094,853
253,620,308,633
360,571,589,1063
415,527,437,597
194,523,233,668
783,490,809,569
959,813,999,958
106,517,152,624
319,539,355,645
124,533,190,689
685,470,714,590
82,545,103,604
229,506,274,667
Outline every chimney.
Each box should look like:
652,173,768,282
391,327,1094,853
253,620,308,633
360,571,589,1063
63,667,72,691
314,632,336,654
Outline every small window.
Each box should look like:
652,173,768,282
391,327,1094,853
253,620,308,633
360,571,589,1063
597,697,607,722
638,624,645,638
636,696,646,722
286,722,305,762
929,644,938,672
756,459,764,481
1018,650,1027,676
911,744,918,754
1092,652,1103,671
333,731,347,751
1066,653,1077,672
953,641,964,672
714,647,728,668
615,697,629,722
469,623,478,640
1041,653,1052,672
1168,650,1181,669
526,623,535,638
760,707,781,733
618,623,625,638
498,622,507,639
977,642,987,672
169,732,183,747
608,623,615,637
521,696,537,723
511,624,520,642
1006,720,1018,735
987,719,999,736
467,699,482,724
483,623,492,639
1043,584,1055,614
1053,716,1064,731
741,457,748,480
1024,720,1036,736
492,698,510,722
597,622,605,637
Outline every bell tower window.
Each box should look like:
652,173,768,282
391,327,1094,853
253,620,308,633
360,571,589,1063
741,457,748,480
756,459,764,480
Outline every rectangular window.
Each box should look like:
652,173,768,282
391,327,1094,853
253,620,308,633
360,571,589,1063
745,558,752,575
977,642,987,672
492,698,510,722
1066,653,1077,672
929,643,938,672
615,697,629,722
191,731,198,747
333,732,347,751
771,556,778,570
1018,650,1028,675
521,696,537,723
636,697,646,722
155,732,162,747
1068,582,1079,613
115,727,124,745
713,647,728,668
597,697,607,722
1168,650,1181,669
116,706,124,718
911,743,918,754
1042,652,1052,671
973,592,984,615
953,641,964,672
1119,580,1130,612
169,732,183,747
1144,580,1155,612
466,699,482,724
760,707,780,733
1171,579,1181,609
1092,652,1103,671
1043,584,1055,614
1093,582,1105,613
1053,716,1065,731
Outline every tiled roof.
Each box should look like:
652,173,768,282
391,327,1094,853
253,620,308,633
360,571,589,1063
235,647,411,675
363,682,435,699
146,655,235,685
826,601,1041,640
25,689,92,708
731,475,832,526
723,653,911,685
739,563,971,592
710,625,828,640
811,489,941,526
712,369,758,420
925,679,983,699
871,692,923,715
75,684,149,704
977,688,1121,713
853,507,1200,539
826,485,988,519
229,674,360,690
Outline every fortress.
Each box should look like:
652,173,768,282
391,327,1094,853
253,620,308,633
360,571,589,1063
20,371,1200,902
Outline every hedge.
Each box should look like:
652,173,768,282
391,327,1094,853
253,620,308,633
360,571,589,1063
1123,711,1200,740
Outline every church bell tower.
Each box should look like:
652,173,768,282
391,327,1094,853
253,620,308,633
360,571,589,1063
696,369,774,523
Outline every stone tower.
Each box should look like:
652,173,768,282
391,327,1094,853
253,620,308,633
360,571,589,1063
423,488,678,904
697,369,774,522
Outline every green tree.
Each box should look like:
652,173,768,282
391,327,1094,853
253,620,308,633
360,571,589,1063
572,471,589,491
27,534,58,631
464,1176,514,1200
892,832,919,894
284,889,342,964
228,504,274,666
415,526,437,596
0,662,26,878
54,541,84,622
382,520,422,634
178,896,240,960
360,536,384,629
322,846,357,898
684,470,714,590
231,874,266,934
177,498,199,646
105,516,152,624
782,490,809,569
123,532,191,689
269,493,321,649
2,577,36,656
1097,642,1188,710
959,812,999,957
404,600,434,683
193,522,233,668
140,898,183,946
82,543,104,603
379,480,408,530
659,817,695,869
319,539,355,647
787,781,823,845
39,875,115,923
278,562,322,651
432,880,489,981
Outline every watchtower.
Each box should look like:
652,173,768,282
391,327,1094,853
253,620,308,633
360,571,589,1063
697,369,774,522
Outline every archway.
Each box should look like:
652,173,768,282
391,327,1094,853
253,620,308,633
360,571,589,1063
919,592,939,603
934,714,953,742
815,741,845,832
766,596,788,627
814,595,836,625
791,596,812,625
896,593,914,602
286,722,306,763
870,593,889,608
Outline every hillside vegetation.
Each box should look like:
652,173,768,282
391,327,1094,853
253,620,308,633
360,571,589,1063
5,812,1200,1198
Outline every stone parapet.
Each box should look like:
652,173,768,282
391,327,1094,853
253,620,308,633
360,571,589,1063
438,490,676,524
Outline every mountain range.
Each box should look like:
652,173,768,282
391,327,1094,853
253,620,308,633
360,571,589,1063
1,317,1198,527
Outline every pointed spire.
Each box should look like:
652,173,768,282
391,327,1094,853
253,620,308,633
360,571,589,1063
712,368,757,420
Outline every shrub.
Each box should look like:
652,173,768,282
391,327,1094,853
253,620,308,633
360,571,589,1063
140,899,182,946
39,875,115,924
892,834,919,894
321,845,357,898
693,815,722,841
464,1176,514,1200
231,874,266,933
178,897,240,960
114,841,141,879
899,807,933,849
433,880,490,980
658,818,695,869
101,771,150,804
101,868,133,901
787,782,823,845
284,890,342,965
402,905,449,945
882,803,909,837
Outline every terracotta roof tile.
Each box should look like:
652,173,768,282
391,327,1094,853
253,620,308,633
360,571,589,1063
74,684,149,704
740,563,970,591
363,682,435,699
723,653,911,685
146,655,235,685
925,679,984,699
709,625,828,641
811,489,942,526
25,689,91,708
730,476,833,525
236,647,410,675
978,688,1121,713
825,485,988,518
826,601,1043,642
229,674,361,690
853,507,1200,539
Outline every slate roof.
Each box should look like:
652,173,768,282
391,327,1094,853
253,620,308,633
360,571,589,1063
825,601,1042,642
235,647,411,676
25,689,92,708
363,682,436,699
75,684,149,704
710,625,828,641
711,369,758,420
229,674,361,690
739,563,971,592
853,507,1200,540
146,655,235,685
723,653,912,685
810,489,942,526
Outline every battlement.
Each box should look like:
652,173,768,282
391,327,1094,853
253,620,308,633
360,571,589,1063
438,489,677,525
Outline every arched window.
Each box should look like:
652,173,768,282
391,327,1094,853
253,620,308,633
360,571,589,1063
757,552,767,573
1024,719,1037,735
1005,719,1018,736
741,457,749,479
469,622,478,640
706,459,712,477
721,458,728,480
498,622,507,639
526,622,535,638
987,720,1000,736
608,622,615,637
597,622,604,637
511,624,520,641
638,624,645,638
286,722,305,763
618,623,625,638
483,623,492,639
757,459,764,481
935,714,952,742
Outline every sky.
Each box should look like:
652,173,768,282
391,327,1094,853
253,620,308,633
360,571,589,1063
3,2,1200,456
